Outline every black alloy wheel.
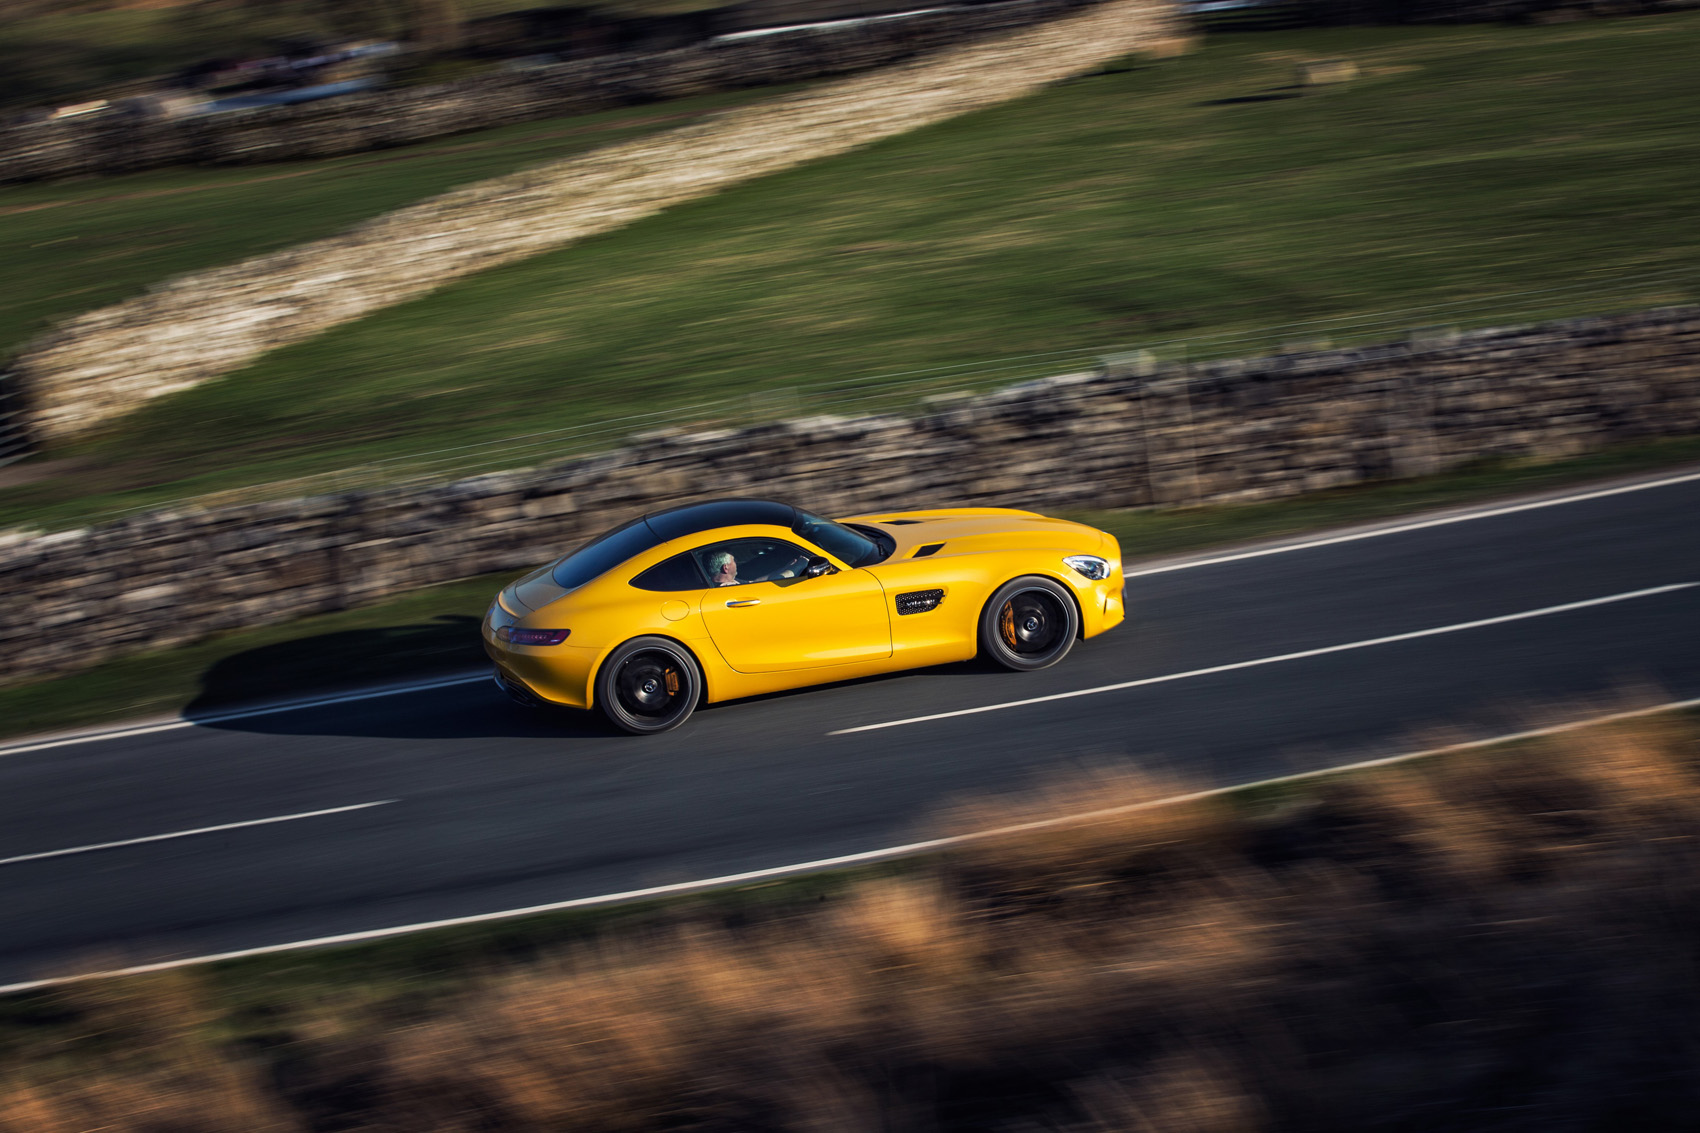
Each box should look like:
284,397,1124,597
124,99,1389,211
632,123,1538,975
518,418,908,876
980,576,1079,671
597,636,703,734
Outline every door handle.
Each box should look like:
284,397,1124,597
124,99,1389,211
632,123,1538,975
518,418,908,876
726,599,761,607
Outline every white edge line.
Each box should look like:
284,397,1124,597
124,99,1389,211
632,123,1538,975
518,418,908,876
3,696,1695,997
4,467,1697,760
0,800,397,868
0,671,490,759
1121,467,1700,579
829,581,1697,735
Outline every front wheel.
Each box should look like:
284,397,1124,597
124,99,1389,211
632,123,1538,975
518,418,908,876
980,577,1079,671
596,637,702,735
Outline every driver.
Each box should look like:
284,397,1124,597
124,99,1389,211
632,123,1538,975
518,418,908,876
708,551,740,587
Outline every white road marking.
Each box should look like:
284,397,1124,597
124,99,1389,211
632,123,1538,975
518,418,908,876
1122,468,1700,579
0,800,397,868
828,581,1698,735
2,465,1696,759
3,696,1695,997
0,671,488,759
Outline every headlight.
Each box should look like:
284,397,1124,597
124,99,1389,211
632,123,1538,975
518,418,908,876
1063,554,1111,581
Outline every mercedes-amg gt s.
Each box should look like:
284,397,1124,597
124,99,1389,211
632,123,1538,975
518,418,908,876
484,498,1124,733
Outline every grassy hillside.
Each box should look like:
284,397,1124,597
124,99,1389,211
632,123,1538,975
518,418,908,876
4,13,1696,529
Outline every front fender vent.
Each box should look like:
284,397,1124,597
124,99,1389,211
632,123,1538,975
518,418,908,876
913,542,945,558
896,589,944,615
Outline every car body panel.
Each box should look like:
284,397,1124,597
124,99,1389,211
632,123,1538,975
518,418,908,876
702,567,892,673
482,503,1125,714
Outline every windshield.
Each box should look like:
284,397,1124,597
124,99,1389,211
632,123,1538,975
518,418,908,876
793,509,885,567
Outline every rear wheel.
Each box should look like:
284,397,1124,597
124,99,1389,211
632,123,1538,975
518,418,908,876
597,637,702,735
980,577,1078,671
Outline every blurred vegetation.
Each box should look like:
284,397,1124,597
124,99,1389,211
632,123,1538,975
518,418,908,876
0,0,726,111
3,713,1697,1130
0,0,438,110
2,433,1695,740
4,13,1698,528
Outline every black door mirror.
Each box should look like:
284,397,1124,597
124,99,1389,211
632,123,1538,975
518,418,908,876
805,557,837,578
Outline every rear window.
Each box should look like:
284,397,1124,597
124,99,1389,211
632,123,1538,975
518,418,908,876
630,552,709,592
550,519,663,591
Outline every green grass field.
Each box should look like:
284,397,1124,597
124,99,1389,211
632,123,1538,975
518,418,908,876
4,13,1697,530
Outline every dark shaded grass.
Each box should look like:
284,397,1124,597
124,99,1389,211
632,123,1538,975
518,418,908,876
3,714,1697,1130
0,0,767,112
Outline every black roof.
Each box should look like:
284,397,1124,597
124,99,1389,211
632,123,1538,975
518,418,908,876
549,499,800,590
642,498,797,542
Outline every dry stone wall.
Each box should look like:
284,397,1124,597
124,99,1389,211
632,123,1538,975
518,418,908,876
8,0,1189,446
3,305,1697,686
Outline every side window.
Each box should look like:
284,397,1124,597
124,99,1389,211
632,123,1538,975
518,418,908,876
692,538,813,588
630,552,709,592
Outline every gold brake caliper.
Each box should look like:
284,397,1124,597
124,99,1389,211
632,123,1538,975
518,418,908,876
1000,601,1018,648
665,668,680,696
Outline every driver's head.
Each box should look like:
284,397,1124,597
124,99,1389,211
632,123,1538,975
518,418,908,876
709,551,737,585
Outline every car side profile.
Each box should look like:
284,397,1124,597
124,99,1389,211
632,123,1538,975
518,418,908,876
483,498,1125,733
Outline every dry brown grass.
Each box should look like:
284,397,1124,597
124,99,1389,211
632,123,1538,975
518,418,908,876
4,716,1699,1131
0,971,298,1133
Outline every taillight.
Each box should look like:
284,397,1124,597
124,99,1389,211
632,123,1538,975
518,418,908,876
497,627,571,646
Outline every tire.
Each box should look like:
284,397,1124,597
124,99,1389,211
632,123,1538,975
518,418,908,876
980,576,1079,671
596,637,703,735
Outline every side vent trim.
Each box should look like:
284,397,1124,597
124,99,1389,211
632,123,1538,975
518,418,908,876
912,543,945,558
895,589,944,616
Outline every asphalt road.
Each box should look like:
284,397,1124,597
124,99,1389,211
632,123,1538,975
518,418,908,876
3,473,1698,987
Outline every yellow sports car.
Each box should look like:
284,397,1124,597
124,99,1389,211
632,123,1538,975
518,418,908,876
483,499,1125,733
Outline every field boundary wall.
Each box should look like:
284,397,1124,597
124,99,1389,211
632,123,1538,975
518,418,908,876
2,305,1697,685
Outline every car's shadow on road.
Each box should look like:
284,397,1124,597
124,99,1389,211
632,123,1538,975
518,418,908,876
189,615,1005,743
184,615,605,741
186,615,483,712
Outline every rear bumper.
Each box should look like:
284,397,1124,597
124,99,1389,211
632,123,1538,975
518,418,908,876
492,670,546,709
482,602,596,709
